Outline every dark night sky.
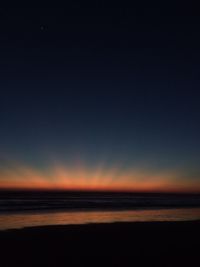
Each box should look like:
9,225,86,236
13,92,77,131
0,5,200,191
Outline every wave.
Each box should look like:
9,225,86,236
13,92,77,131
1,192,200,213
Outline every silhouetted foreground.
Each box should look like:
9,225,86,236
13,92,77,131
0,221,200,267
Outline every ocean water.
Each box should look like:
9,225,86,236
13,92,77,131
0,192,200,230
1,192,200,212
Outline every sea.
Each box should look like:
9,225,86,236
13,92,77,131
0,191,200,230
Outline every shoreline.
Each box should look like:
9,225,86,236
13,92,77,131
1,219,200,232
1,207,200,231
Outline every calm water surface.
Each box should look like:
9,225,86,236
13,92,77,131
0,208,200,230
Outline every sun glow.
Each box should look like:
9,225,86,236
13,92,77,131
0,162,199,193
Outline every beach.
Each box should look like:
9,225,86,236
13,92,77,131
0,221,199,267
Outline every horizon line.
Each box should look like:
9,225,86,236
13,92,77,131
0,188,200,195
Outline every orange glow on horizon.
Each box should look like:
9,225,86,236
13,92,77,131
0,163,200,193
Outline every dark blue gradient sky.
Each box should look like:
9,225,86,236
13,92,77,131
0,6,200,191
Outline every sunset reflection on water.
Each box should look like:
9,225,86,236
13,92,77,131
0,208,200,230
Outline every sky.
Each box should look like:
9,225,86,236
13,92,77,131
0,5,200,192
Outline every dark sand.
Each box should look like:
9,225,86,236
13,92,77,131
0,221,200,267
